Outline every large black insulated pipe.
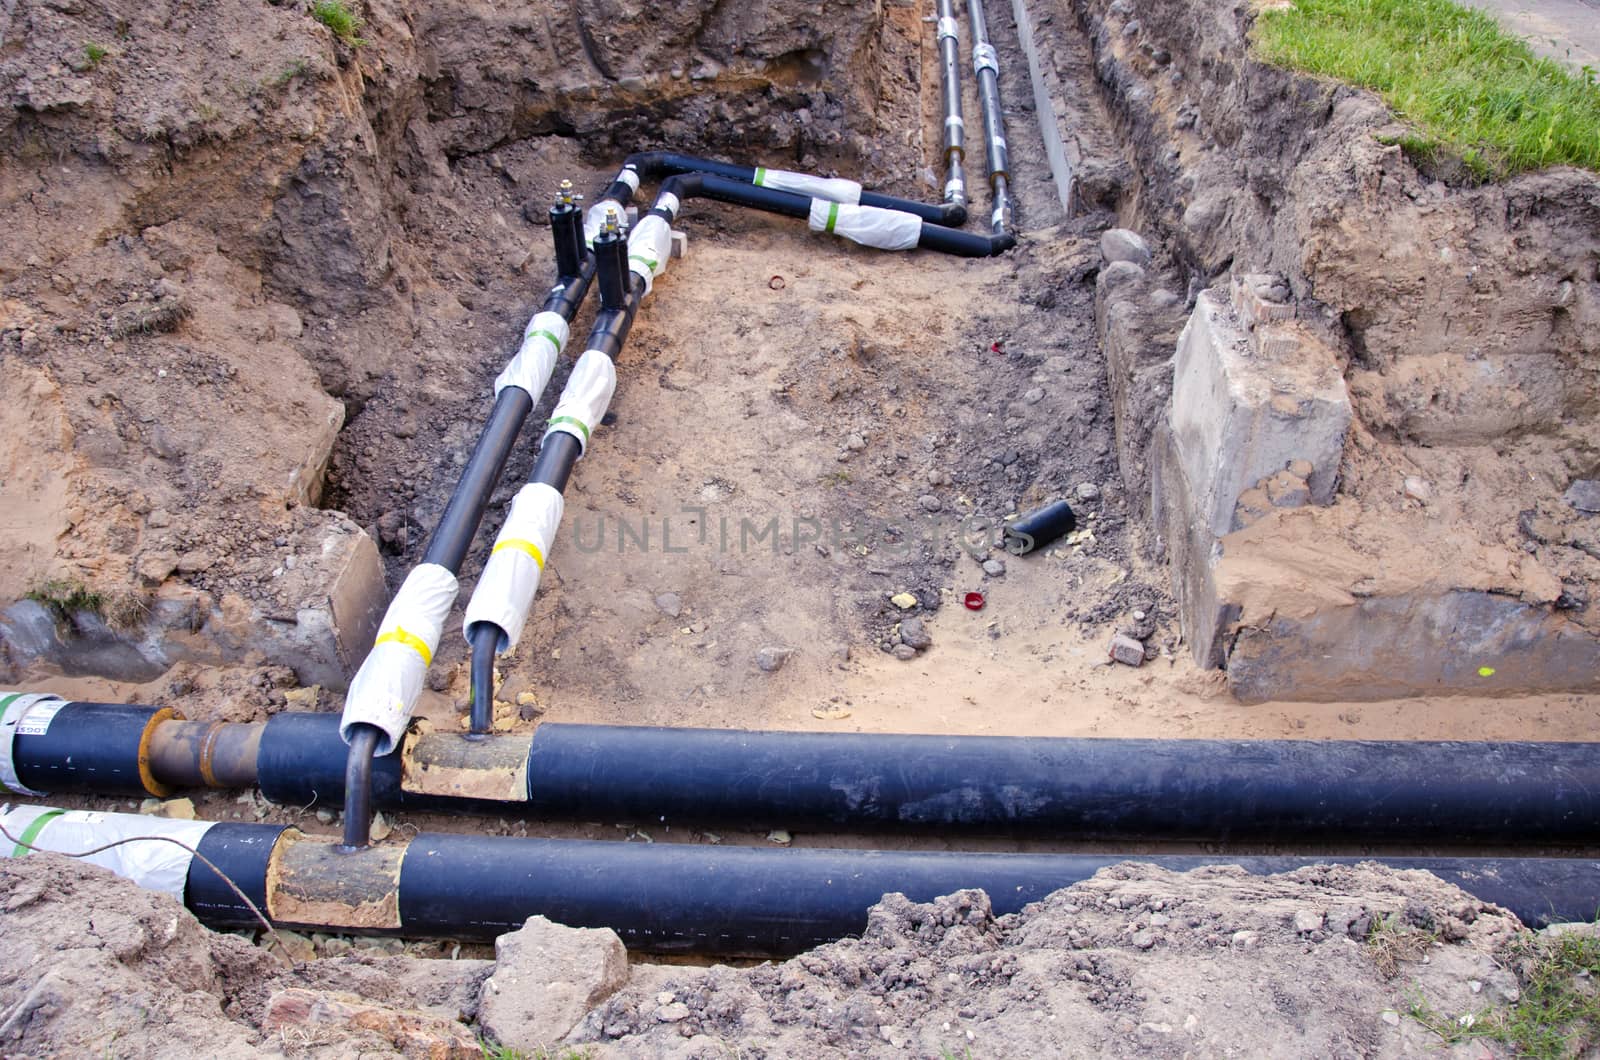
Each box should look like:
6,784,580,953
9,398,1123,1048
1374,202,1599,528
243,712,1600,844
394,841,1600,950
167,820,1600,953
6,699,174,797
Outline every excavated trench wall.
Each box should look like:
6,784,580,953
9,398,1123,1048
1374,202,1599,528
0,0,921,686
1015,0,1600,700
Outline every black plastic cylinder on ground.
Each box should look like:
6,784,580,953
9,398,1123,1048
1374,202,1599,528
11,700,174,797
1003,499,1076,553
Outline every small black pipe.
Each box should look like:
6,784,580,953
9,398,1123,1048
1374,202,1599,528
339,723,381,851
419,386,534,572
625,151,967,227
916,221,1016,257
551,200,584,279
467,622,499,735
593,226,629,311
545,256,596,321
527,431,585,493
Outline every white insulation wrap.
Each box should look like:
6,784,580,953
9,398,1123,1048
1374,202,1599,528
462,483,565,653
340,563,460,756
807,199,922,252
543,350,617,455
974,42,999,74
0,804,216,900
626,214,674,295
495,311,569,399
0,692,60,796
584,199,627,246
754,167,862,205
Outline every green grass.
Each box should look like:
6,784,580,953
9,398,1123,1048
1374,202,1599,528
1404,929,1600,1058
477,1044,594,1060
310,0,366,46
1254,0,1600,177
83,42,107,68
26,578,103,623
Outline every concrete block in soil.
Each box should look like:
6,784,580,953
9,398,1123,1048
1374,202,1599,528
478,915,630,1050
1151,423,1237,668
1227,590,1600,703
1168,289,1350,537
0,515,385,690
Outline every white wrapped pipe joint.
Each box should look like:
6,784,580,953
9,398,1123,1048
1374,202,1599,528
340,563,459,756
542,350,617,456
753,166,863,205
626,214,674,296
807,199,922,252
494,311,569,400
462,483,565,654
0,803,216,900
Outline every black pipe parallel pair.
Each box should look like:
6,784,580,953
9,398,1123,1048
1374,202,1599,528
185,820,1600,954
656,171,1014,256
464,232,650,734
615,151,969,227
341,196,599,847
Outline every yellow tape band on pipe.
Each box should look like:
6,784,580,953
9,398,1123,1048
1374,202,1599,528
375,626,433,667
491,538,546,569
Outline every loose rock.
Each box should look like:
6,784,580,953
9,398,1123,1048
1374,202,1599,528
756,646,795,673
898,615,933,650
1109,633,1147,667
982,558,1006,577
653,592,683,618
1100,228,1153,267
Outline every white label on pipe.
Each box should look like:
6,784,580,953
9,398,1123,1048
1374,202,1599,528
462,483,565,653
340,563,460,756
807,199,922,252
754,167,863,205
655,191,681,218
616,167,641,192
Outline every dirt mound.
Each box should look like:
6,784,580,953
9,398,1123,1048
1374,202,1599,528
0,850,1538,1058
576,861,1521,1057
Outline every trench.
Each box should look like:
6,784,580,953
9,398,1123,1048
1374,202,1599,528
2,0,1599,962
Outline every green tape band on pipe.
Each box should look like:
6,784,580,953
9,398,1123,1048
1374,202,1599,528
547,415,592,444
754,166,768,186
826,202,840,234
13,810,63,858
628,253,658,274
0,694,20,714
525,328,563,353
